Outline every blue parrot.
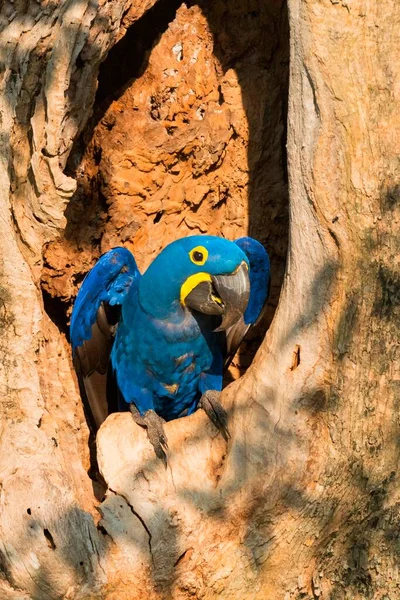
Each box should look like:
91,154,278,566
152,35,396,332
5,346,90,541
70,235,270,460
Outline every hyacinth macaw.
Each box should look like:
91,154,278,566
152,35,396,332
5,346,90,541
70,235,270,460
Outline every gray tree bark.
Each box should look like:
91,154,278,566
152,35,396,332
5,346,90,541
0,0,399,599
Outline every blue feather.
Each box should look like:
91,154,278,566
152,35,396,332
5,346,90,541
70,247,140,350
235,237,270,325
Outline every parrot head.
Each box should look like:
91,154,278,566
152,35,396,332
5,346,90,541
139,235,250,329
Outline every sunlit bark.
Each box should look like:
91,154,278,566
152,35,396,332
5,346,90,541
0,0,398,598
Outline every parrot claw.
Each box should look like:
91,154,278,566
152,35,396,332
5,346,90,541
199,390,230,441
130,406,168,464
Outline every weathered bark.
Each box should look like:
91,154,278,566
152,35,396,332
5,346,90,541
0,0,399,599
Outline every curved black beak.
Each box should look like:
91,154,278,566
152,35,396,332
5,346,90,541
184,261,250,330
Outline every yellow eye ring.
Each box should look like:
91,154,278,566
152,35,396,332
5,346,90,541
189,245,208,266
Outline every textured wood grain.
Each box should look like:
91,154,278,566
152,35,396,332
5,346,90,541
0,0,399,598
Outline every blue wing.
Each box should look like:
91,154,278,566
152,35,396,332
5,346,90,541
224,237,270,364
235,237,270,325
70,247,140,351
70,247,140,429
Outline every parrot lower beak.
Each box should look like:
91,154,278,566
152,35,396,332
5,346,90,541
212,261,250,331
184,279,225,316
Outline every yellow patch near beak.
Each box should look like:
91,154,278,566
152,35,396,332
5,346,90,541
180,272,212,305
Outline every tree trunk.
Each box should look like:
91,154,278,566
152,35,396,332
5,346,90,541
0,0,399,599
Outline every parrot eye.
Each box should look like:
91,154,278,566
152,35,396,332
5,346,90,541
189,245,208,266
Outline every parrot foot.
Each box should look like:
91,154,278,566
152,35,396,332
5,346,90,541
199,390,230,441
130,406,168,464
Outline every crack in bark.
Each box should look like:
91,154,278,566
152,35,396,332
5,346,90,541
304,65,320,119
215,448,227,485
108,488,154,565
173,547,193,567
43,528,56,550
87,526,107,577
167,461,178,494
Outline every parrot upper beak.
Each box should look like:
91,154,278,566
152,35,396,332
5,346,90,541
184,261,250,330
212,261,250,331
